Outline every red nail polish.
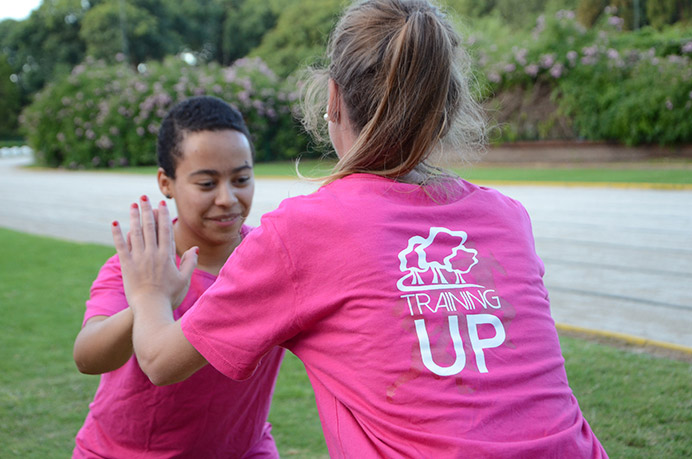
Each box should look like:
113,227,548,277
131,203,138,209
160,200,166,207
112,221,118,227
141,195,148,202
194,247,199,255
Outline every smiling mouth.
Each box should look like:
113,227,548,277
208,214,241,223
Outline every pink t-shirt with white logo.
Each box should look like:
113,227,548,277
74,225,284,458
181,175,607,458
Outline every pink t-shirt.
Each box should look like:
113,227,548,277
181,175,607,458
74,225,284,458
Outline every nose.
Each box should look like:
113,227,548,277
215,182,238,207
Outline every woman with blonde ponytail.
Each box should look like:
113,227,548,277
112,1,607,456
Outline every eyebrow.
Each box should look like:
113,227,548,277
189,164,253,177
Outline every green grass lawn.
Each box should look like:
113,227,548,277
101,158,692,185
0,227,690,457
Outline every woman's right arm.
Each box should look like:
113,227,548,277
73,309,135,374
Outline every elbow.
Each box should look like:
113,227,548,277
136,353,182,386
73,347,100,375
147,373,177,387
143,363,175,386
74,359,95,375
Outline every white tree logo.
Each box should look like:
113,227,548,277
396,227,480,292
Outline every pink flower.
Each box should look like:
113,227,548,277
682,42,692,54
71,64,86,76
582,46,598,57
566,50,578,66
524,64,539,77
608,16,624,31
514,48,528,66
238,91,251,106
96,136,113,150
540,54,555,69
555,10,575,20
665,99,673,110
550,63,564,79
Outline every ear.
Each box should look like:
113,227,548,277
327,78,341,123
157,168,174,199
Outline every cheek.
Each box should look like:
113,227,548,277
240,186,254,213
176,189,209,214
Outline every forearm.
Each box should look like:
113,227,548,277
131,293,206,385
73,309,134,374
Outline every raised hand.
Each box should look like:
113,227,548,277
112,195,198,311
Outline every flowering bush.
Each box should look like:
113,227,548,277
469,8,692,145
21,56,308,168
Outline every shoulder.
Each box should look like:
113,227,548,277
93,253,123,283
460,179,529,214
258,186,335,230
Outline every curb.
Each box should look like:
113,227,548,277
253,178,692,190
555,323,692,356
471,179,692,191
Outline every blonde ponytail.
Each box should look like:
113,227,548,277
300,0,486,185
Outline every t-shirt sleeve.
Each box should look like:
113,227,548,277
83,254,128,326
180,218,300,381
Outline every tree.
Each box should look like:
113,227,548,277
251,0,342,77
80,1,174,64
646,0,687,29
0,54,21,137
444,0,497,19
2,0,87,96
576,0,608,27
219,0,279,65
168,0,225,62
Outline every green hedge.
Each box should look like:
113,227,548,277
471,9,692,145
21,55,310,168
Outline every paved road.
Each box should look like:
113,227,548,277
2,155,691,348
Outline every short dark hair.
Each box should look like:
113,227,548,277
157,96,254,178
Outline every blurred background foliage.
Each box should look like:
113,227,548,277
0,0,690,168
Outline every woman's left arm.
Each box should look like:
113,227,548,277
112,196,207,385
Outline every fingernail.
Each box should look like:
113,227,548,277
141,195,148,202
112,221,118,227
131,203,138,209
160,200,166,207
194,247,199,255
